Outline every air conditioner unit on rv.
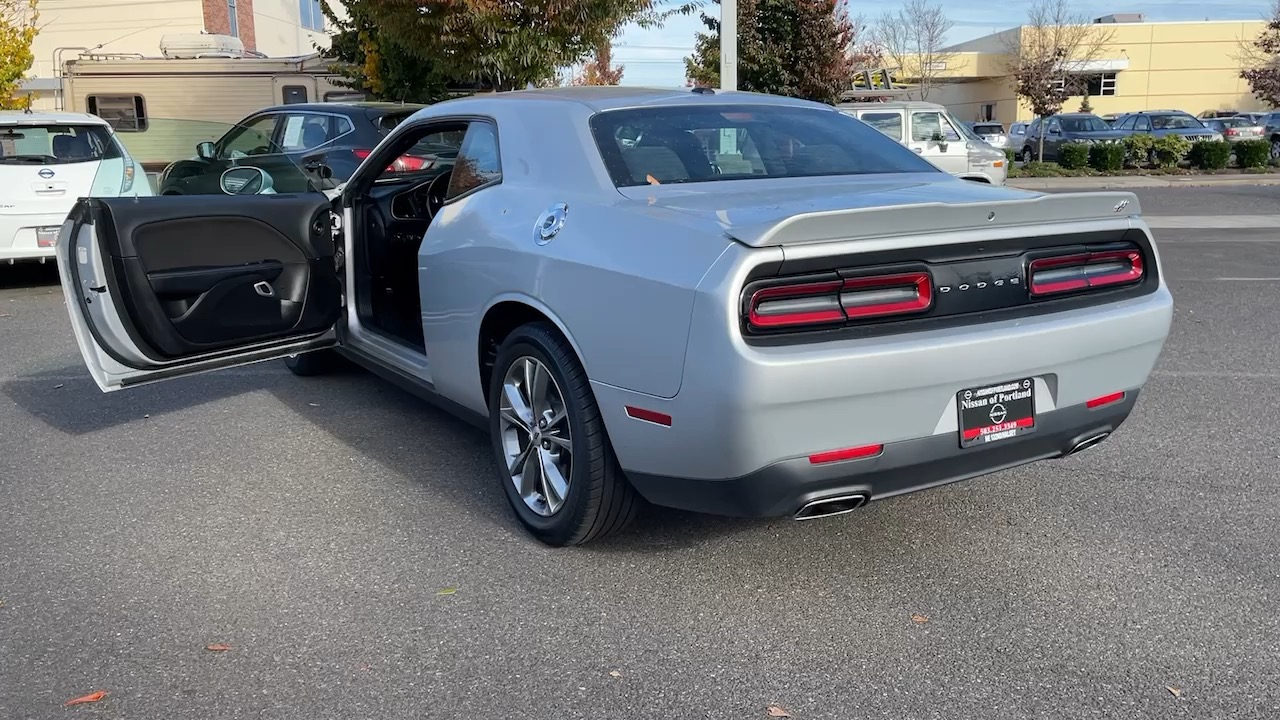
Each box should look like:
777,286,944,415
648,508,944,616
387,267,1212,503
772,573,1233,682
160,34,246,59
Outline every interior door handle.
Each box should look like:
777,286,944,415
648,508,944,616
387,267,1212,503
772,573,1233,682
253,281,275,298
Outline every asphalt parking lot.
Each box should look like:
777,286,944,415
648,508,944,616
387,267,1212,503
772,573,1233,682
2,186,1278,719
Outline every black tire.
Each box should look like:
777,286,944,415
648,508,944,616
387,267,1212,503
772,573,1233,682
283,348,345,376
487,322,640,546
1020,147,1033,163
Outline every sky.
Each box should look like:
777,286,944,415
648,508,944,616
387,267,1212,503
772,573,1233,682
609,0,1276,86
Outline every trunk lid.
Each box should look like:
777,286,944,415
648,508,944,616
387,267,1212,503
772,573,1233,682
619,174,1141,248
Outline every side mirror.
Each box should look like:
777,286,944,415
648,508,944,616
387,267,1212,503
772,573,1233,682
196,141,216,160
1048,127,1061,135
219,166,275,195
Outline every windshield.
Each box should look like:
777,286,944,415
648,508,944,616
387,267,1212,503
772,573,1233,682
0,124,122,165
590,105,939,187
1151,114,1204,130
1059,116,1111,133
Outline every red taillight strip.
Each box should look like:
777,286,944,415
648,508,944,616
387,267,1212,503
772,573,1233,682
625,406,672,426
747,273,932,330
842,272,932,319
809,444,883,465
1086,391,1125,409
1029,250,1143,297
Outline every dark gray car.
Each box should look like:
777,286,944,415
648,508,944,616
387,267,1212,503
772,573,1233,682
1111,111,1222,143
1019,113,1127,163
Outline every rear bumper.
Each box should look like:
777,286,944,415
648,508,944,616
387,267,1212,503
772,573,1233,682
626,392,1137,518
0,213,65,262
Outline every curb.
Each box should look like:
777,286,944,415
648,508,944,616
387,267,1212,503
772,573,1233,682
1008,175,1280,190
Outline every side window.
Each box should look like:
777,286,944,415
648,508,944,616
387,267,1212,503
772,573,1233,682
912,112,959,142
279,113,333,152
1116,116,1134,130
1048,118,1061,133
445,121,502,200
860,112,903,141
86,95,148,132
217,114,280,159
1135,116,1152,132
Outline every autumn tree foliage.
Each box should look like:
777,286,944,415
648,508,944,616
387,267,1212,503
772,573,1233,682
344,0,687,91
685,0,865,104
322,0,455,102
1241,0,1280,107
573,44,624,86
0,0,38,109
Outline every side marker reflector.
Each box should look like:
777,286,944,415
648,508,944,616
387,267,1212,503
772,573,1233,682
809,444,883,465
625,406,672,426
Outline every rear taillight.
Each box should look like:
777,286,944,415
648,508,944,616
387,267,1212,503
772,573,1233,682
747,272,932,331
353,149,433,173
1225,128,1239,136
1028,250,1144,297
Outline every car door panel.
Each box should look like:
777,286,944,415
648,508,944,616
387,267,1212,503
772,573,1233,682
60,194,342,391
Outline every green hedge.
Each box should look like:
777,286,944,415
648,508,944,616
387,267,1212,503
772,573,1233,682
1058,142,1090,169
1088,143,1126,172
1152,135,1191,168
1235,139,1271,168
1123,134,1156,166
1004,147,1018,164
1187,140,1232,170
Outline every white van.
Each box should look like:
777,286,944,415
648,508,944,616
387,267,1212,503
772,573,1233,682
0,112,151,264
838,101,1008,185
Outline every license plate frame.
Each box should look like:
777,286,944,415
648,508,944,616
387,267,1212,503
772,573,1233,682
957,378,1036,448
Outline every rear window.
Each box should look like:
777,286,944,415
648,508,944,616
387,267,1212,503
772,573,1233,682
0,124,122,165
973,123,1004,134
590,105,939,187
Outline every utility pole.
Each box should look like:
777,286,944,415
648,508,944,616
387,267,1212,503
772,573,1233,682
719,0,737,91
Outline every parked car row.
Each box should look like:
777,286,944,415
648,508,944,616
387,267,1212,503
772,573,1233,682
966,108,1280,163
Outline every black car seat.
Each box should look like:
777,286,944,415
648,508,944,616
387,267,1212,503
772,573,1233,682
302,123,329,150
53,133,92,161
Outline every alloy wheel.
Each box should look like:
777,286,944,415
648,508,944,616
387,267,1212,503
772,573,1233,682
498,356,572,516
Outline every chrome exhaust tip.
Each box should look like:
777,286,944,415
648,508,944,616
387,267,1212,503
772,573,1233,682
794,493,869,521
1065,431,1110,456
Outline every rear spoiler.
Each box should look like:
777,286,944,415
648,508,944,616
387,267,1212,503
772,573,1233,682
723,192,1143,248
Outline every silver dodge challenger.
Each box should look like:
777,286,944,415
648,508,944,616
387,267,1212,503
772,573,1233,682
56,88,1173,545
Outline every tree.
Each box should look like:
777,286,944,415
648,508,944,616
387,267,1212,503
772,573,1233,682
0,0,37,110
872,0,956,101
1079,95,1092,113
321,0,455,103
1240,0,1280,107
355,0,689,91
573,44,624,85
1004,0,1114,161
685,0,863,104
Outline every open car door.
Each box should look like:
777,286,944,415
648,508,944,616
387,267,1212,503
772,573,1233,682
57,119,342,392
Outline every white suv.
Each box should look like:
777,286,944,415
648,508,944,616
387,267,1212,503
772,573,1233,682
0,111,150,264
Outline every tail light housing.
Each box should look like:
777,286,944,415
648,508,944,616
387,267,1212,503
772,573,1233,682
1028,250,1143,298
353,149,433,173
746,271,932,331
1225,128,1238,137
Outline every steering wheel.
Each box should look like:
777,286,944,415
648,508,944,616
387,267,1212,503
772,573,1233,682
425,170,453,218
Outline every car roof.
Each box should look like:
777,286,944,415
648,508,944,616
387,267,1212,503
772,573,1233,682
836,100,945,111
0,110,110,126
493,86,830,112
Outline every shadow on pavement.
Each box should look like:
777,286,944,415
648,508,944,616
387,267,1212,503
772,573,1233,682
0,263,59,291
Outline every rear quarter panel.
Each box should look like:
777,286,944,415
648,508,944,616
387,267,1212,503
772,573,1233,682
418,101,731,414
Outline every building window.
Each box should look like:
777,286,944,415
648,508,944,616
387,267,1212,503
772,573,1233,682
1086,73,1117,97
300,0,326,31
227,0,239,37
87,95,148,132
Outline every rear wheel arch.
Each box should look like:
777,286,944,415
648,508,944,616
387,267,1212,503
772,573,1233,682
478,299,587,405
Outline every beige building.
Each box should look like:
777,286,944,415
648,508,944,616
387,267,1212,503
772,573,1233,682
21,0,343,109
918,16,1271,126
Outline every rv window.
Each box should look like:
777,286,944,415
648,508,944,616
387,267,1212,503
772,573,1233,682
86,95,148,132
282,85,309,104
324,91,366,102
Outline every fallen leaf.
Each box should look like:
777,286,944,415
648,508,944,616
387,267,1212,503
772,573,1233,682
1167,686,1182,698
436,587,457,596
205,643,232,652
53,384,64,389
766,705,792,717
609,670,622,678
911,614,930,624
64,690,108,706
